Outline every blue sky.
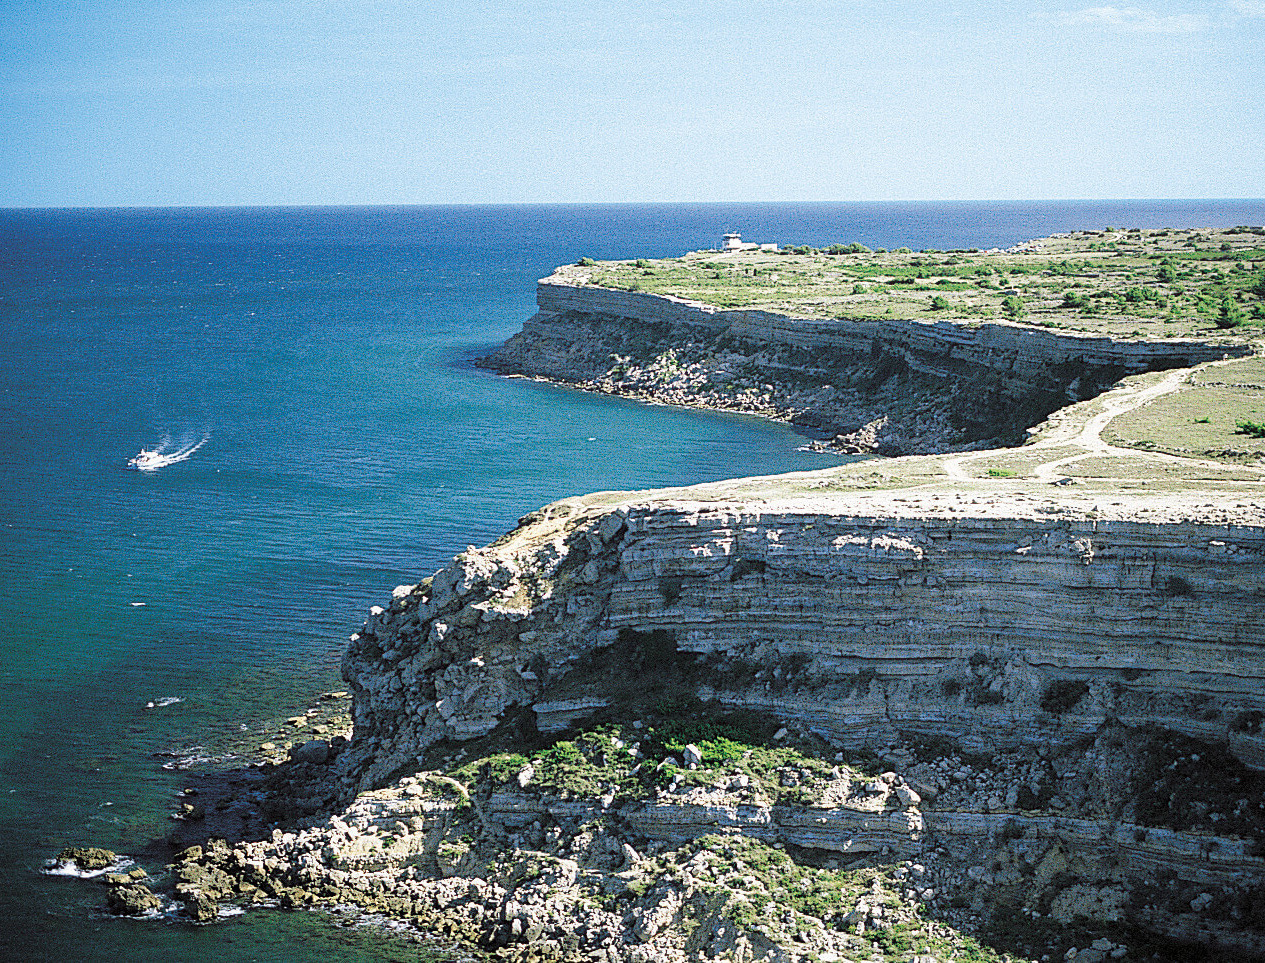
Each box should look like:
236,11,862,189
1,0,1262,206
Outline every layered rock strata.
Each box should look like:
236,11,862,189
324,490,1265,956
338,498,1265,792
478,279,1248,453
159,776,940,963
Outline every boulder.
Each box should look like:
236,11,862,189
182,891,219,923
107,882,164,916
292,739,331,765
56,846,116,872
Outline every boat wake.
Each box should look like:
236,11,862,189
127,432,208,471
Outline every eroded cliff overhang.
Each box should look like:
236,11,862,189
337,495,1265,798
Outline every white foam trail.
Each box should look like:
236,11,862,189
43,856,136,879
129,431,208,471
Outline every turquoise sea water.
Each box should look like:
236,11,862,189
2,201,1264,962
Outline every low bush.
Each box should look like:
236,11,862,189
1217,295,1244,328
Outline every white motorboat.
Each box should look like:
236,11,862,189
127,449,165,471
127,432,208,471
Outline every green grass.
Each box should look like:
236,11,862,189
1100,358,1265,463
569,227,1265,339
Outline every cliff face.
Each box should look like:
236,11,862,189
332,491,1265,953
478,280,1247,452
338,496,1265,794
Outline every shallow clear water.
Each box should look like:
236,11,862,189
2,200,1262,960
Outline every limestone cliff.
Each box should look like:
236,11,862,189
478,278,1247,452
339,496,1265,793
326,388,1265,954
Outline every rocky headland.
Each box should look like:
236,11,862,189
59,232,1265,963
478,230,1258,454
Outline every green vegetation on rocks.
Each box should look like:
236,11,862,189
578,227,1265,339
55,846,118,872
452,714,870,808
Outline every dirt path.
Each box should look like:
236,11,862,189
942,357,1265,486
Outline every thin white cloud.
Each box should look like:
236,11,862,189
1054,5,1208,32
1228,0,1265,16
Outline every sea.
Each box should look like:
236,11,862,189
2,200,1263,962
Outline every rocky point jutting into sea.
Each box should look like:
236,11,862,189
477,253,1251,455
61,230,1265,963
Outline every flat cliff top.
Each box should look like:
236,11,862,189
559,226,1265,340
513,362,1265,541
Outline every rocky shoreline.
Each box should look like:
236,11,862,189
53,705,1263,963
498,358,966,457
54,480,1265,963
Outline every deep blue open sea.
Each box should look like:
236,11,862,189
2,201,1264,961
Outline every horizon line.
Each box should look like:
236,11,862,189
4,197,1265,214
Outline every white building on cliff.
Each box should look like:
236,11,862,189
720,232,777,253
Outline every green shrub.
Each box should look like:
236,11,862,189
1235,419,1265,438
1062,291,1091,309
532,740,604,796
1217,295,1244,328
929,295,951,311
1001,294,1025,319
577,257,596,267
